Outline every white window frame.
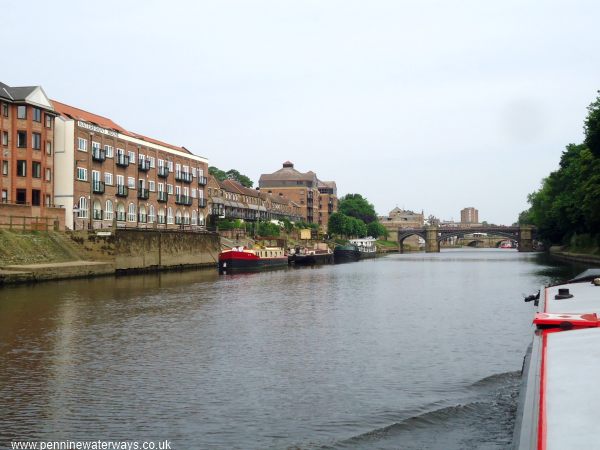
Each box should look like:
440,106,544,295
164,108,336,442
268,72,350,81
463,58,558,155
105,200,114,220
104,145,114,158
148,180,155,192
104,172,113,185
167,184,173,195
78,138,88,152
116,174,124,186
128,150,136,164
128,177,136,189
77,196,88,218
128,203,136,222
77,167,87,181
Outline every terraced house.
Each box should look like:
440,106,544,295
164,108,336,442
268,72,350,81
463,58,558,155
207,176,302,226
0,82,65,229
53,101,209,230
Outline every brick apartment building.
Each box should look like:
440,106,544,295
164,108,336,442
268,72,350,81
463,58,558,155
52,101,209,230
258,161,338,231
460,207,479,225
0,82,65,229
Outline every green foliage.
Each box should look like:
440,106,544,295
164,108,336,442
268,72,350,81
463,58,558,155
523,142,600,244
217,218,245,230
209,166,254,187
338,194,377,224
256,221,280,237
327,212,367,238
367,221,388,239
584,91,600,158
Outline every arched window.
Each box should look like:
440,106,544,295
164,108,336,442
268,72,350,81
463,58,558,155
183,211,190,225
128,203,136,222
117,202,125,221
198,212,205,226
191,210,197,226
77,197,88,218
175,209,182,225
139,205,147,223
93,200,102,220
167,207,174,224
148,205,155,223
105,200,113,220
158,207,165,224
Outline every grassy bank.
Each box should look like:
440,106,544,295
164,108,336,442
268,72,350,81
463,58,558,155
0,230,83,266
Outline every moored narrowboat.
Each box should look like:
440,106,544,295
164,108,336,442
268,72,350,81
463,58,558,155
218,247,288,273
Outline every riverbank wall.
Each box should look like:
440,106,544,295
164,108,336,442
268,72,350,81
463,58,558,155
549,246,600,266
0,229,220,285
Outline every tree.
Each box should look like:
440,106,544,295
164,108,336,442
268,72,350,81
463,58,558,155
209,166,254,187
584,91,600,158
338,194,377,224
367,221,388,239
328,212,347,236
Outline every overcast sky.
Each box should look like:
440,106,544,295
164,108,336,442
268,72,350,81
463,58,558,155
3,0,599,224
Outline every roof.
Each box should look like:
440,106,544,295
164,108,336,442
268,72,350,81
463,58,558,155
52,99,191,154
52,100,126,132
1,82,54,110
222,179,260,198
259,161,319,183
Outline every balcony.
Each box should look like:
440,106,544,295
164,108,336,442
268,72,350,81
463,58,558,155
158,166,169,178
116,211,126,222
92,148,106,162
92,181,105,194
175,194,192,206
157,191,168,203
116,184,129,197
138,159,151,172
198,176,207,186
175,171,193,183
137,188,149,200
116,154,130,167
198,198,207,208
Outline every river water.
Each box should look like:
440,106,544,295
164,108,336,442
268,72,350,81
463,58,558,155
0,249,585,449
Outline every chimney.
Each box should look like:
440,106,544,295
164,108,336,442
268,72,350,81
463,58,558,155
283,161,294,168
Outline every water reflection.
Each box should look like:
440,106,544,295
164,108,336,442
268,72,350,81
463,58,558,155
0,250,585,449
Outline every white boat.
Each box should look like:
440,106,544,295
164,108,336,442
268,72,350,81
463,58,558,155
349,237,377,259
513,269,600,449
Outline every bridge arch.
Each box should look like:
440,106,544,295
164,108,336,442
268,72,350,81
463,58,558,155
397,229,426,254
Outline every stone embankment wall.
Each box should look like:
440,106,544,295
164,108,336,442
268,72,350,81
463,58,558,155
549,246,600,266
70,229,220,271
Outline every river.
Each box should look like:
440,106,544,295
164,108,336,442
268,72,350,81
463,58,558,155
0,249,585,449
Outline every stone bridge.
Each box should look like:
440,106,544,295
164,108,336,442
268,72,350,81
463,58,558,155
397,225,537,253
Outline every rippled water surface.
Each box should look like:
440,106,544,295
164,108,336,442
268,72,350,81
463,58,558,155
0,249,583,449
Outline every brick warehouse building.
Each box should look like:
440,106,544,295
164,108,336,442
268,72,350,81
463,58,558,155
53,101,209,230
258,161,338,231
0,82,65,229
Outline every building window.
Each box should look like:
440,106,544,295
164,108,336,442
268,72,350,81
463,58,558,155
45,195,51,207
168,161,174,172
167,184,173,195
128,151,135,164
32,108,42,122
167,207,174,224
148,180,155,192
104,172,113,185
32,133,41,150
78,138,87,151
127,177,135,189
149,157,155,168
1,189,7,203
2,131,7,146
92,142,100,152
17,131,26,148
32,162,41,178
46,141,52,155
148,205,155,223
191,188,196,198
104,145,113,158
45,114,52,128
31,189,41,206
17,160,27,177
2,160,8,175
17,105,27,119
16,189,27,204
2,103,8,117
105,200,113,220
192,210,197,225
45,168,52,181
192,167,196,177
127,203,136,222
77,167,87,181
78,197,88,218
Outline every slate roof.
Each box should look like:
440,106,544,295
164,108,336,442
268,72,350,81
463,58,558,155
0,81,41,102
